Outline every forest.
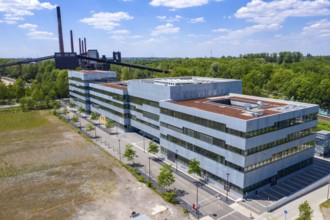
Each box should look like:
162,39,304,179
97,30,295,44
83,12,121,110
113,52,330,110
0,51,329,111
0,59,68,110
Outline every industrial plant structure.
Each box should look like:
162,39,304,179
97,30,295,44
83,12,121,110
69,70,319,196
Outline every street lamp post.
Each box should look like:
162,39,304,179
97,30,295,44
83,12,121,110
148,157,151,181
143,134,145,153
175,150,178,172
196,183,199,220
226,173,230,201
118,138,121,160
327,181,330,200
284,210,288,220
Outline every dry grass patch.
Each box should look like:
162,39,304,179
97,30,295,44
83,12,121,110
0,110,116,219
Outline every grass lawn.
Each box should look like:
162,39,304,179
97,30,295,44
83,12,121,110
318,121,330,131
0,110,49,132
320,199,330,220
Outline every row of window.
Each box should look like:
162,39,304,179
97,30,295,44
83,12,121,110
161,133,227,165
89,94,129,109
130,96,159,108
131,117,159,130
161,107,317,139
245,142,314,172
160,122,244,155
89,87,128,102
161,122,316,157
69,83,89,91
69,91,89,101
91,101,129,119
246,128,316,155
243,158,313,193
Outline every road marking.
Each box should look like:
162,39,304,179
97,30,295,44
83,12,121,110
216,210,236,220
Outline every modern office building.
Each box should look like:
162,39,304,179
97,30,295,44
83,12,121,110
68,70,319,196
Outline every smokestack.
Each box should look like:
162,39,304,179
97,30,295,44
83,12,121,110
70,30,74,53
84,38,87,54
82,41,85,54
78,38,81,54
56,6,65,54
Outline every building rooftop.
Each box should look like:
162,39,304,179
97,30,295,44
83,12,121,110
99,82,127,91
136,76,239,86
80,70,113,74
171,94,314,120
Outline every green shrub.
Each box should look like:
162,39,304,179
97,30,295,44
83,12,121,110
162,191,176,204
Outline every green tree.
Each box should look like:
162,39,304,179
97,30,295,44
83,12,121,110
78,106,85,114
157,164,175,189
298,200,313,220
71,114,79,127
90,111,99,122
85,123,95,137
188,158,202,176
123,144,137,164
13,78,25,101
62,107,68,116
105,118,114,131
148,141,159,155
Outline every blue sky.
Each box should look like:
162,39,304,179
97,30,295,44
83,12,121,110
0,0,330,58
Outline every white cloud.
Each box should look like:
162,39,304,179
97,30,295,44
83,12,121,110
235,0,330,26
303,19,330,38
111,29,130,35
157,15,182,22
150,0,208,9
80,12,133,31
0,0,56,24
157,15,167,20
27,31,57,40
151,23,180,36
18,23,38,31
189,17,205,23
212,28,230,33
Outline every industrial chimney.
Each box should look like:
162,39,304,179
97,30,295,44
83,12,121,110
56,6,65,54
70,30,74,53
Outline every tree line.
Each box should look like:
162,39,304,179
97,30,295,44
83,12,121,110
0,60,68,110
1,52,329,110
114,52,330,110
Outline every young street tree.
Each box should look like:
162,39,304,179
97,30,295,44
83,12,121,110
105,118,114,132
85,123,96,137
158,164,175,190
148,141,159,155
90,112,99,123
298,200,313,220
78,106,85,115
123,144,137,164
71,115,80,128
188,158,202,177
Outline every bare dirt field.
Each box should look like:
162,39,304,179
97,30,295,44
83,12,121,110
0,110,186,220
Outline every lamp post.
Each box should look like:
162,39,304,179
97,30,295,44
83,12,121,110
284,210,288,220
143,134,145,153
327,181,330,200
196,183,199,220
175,150,178,172
226,173,230,201
148,157,151,181
118,138,121,160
